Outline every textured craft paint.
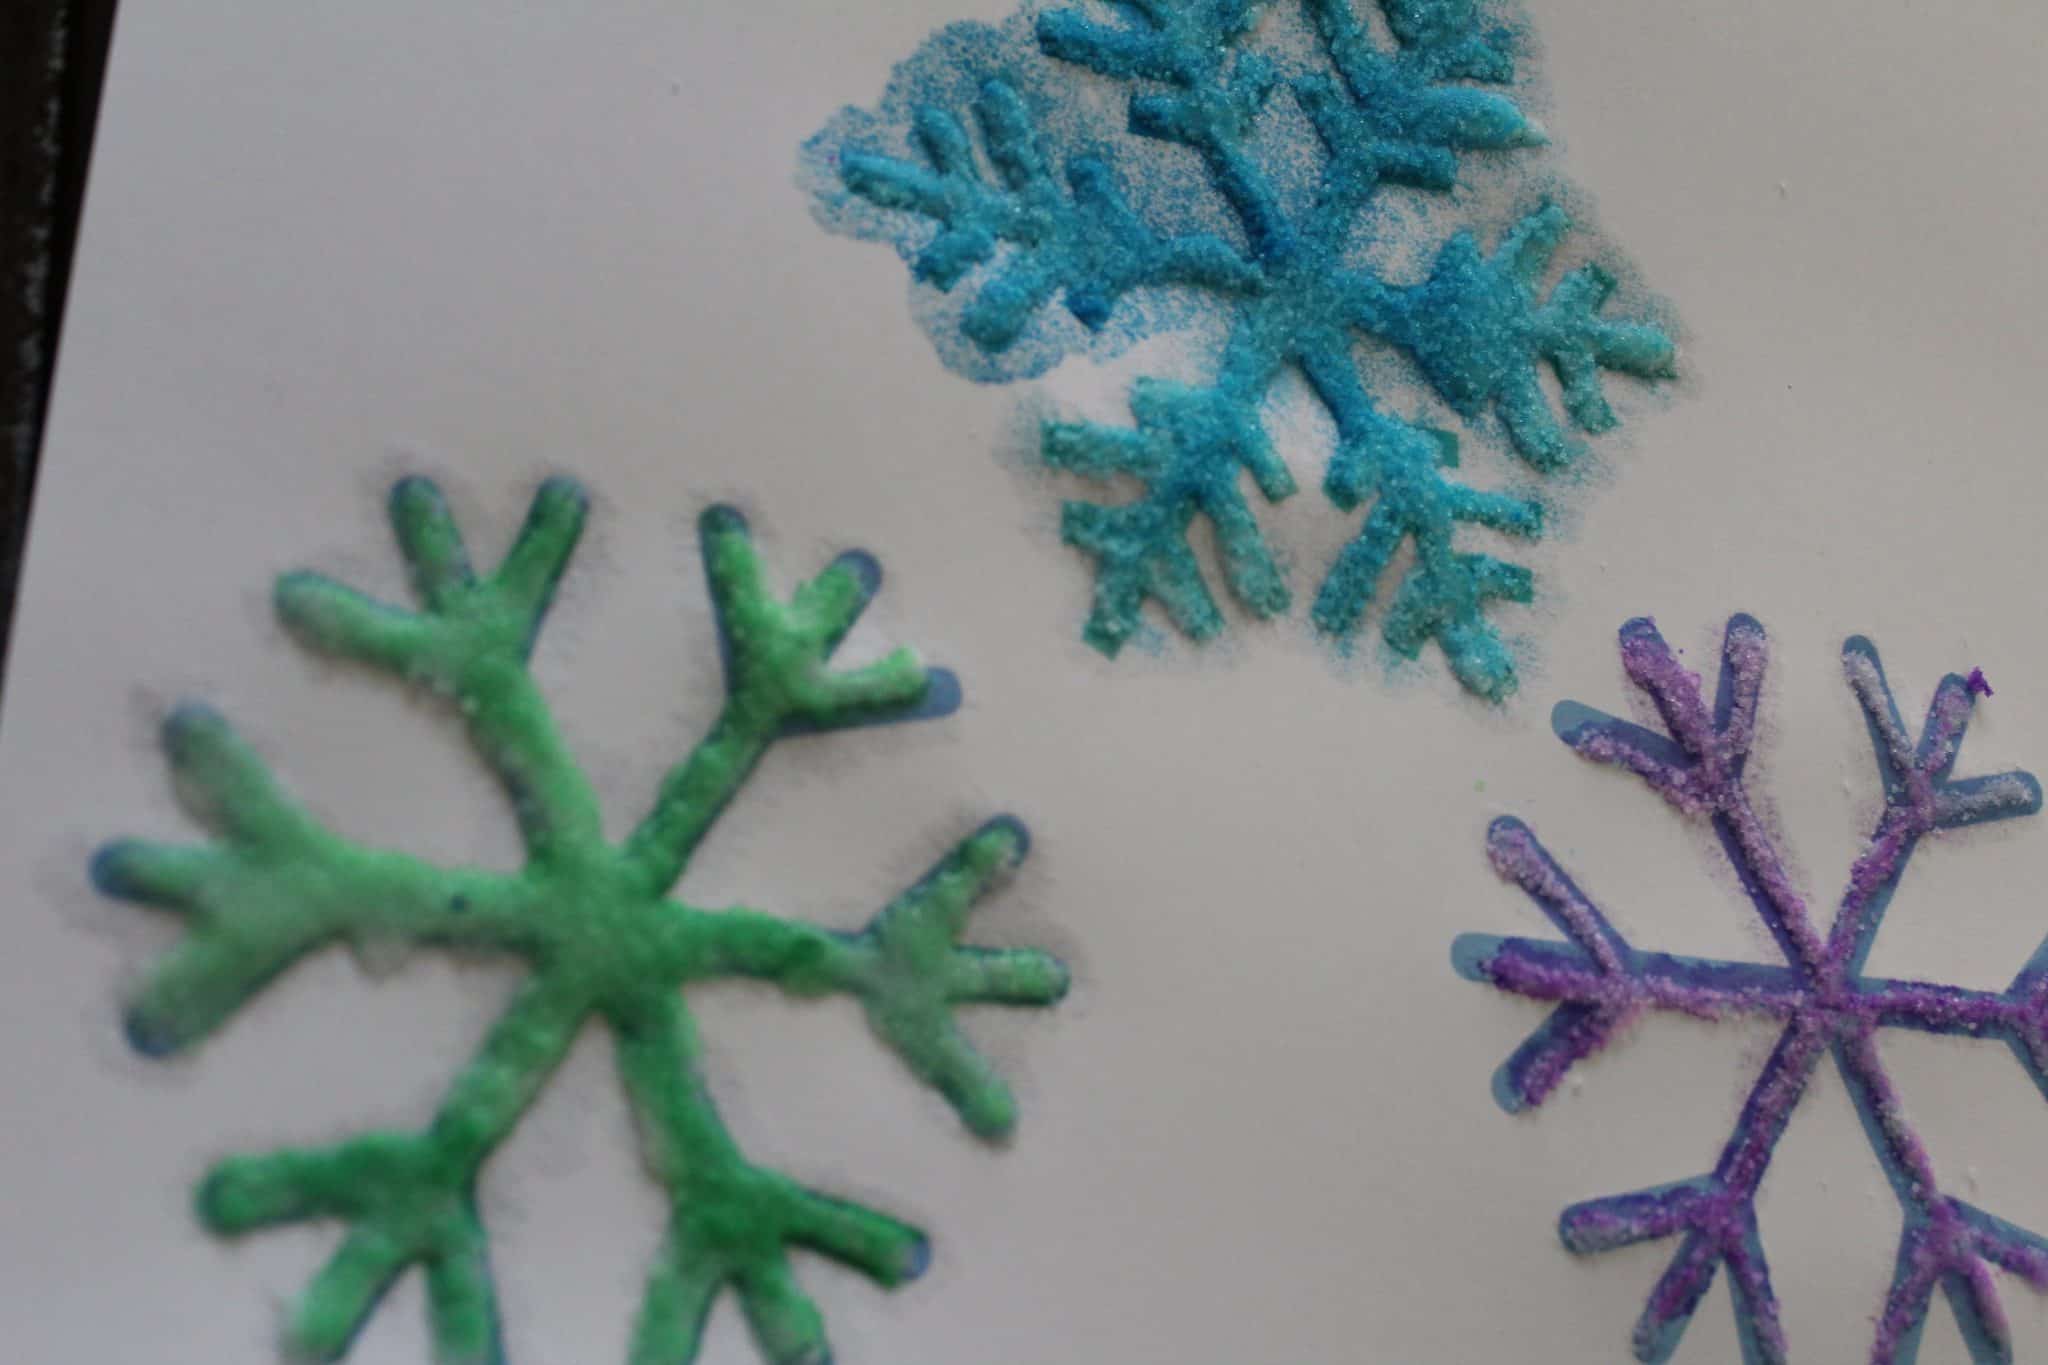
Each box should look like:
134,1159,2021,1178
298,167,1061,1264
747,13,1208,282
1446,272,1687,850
1454,615,2048,1363
93,476,1070,1365
805,0,1677,700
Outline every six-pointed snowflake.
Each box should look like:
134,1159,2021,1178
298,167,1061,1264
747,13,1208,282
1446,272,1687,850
1455,614,2048,1363
807,0,1677,699
94,476,1070,1365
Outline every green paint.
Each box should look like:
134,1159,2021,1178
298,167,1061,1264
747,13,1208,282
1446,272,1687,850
95,477,1069,1365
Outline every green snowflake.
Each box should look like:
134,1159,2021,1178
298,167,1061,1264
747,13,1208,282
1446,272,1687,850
93,476,1071,1365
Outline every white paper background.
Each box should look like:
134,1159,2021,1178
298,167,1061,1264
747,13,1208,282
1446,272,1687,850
5,1,2048,1361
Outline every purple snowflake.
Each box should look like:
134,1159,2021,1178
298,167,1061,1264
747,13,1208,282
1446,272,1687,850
1455,614,2048,1364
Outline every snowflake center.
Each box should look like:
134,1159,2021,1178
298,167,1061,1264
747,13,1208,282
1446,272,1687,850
532,861,699,995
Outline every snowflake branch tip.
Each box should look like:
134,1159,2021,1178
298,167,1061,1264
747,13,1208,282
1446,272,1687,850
107,706,539,1056
1559,1177,1721,1255
1484,816,1632,963
632,1172,928,1365
1936,772,2044,832
385,473,591,631
105,706,339,1057
612,991,934,1365
1308,417,1542,700
1036,0,1293,254
1391,206,1675,472
500,476,592,616
201,1139,502,1365
191,979,580,1360
280,476,589,678
851,816,1068,1139
1298,0,1541,198
619,507,958,896
1873,1200,2048,1365
90,838,206,916
1047,379,1295,654
839,75,1262,356
1064,498,1224,654
1032,8,1180,86
1842,635,2040,838
1554,614,1768,817
158,702,308,844
1457,819,1658,1108
1035,1,1267,88
276,476,612,859
1557,1175,1784,1365
1379,547,1532,702
697,503,947,737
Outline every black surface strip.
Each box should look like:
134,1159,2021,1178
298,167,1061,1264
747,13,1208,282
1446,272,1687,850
0,0,119,696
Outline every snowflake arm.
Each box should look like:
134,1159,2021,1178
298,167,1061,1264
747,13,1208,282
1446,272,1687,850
1451,815,1804,1111
197,974,584,1364
1838,1026,2048,1365
1454,613,2048,1362
1294,0,1540,209
1036,0,1292,256
1035,0,1265,84
840,815,1067,1136
620,504,957,898
277,476,603,862
1044,376,1295,654
812,1,1679,699
1372,205,1678,471
96,476,1070,1365
1831,638,2042,968
1553,614,1824,971
671,815,1070,1138
94,706,540,1057
839,77,1261,352
614,988,929,1365
1311,419,1542,701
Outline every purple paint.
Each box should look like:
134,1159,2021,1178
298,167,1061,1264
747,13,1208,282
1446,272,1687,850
1453,615,2048,1364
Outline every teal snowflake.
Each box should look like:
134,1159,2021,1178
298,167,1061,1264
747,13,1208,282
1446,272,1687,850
807,0,1677,700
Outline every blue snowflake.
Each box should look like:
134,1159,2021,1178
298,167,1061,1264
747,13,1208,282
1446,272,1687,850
805,0,1676,700
1456,615,2048,1363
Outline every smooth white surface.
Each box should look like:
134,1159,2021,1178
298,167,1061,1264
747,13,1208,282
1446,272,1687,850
6,1,2048,1361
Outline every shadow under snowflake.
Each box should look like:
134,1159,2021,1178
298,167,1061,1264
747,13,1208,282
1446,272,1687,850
1456,614,2048,1364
